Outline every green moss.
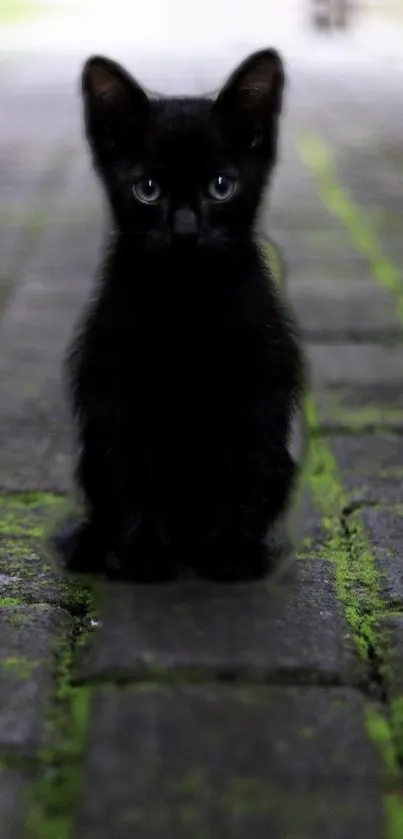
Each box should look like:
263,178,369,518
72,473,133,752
391,698,403,764
320,406,403,432
299,726,316,740
0,596,24,607
384,793,403,839
5,610,32,626
27,635,93,839
0,492,63,507
223,777,271,816
0,492,65,539
307,396,403,828
297,134,403,318
307,397,385,658
365,705,400,780
1,656,39,678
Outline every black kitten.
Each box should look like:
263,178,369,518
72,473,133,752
54,48,306,582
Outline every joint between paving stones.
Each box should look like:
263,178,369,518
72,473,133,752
0,489,101,837
268,234,403,834
72,665,360,691
306,396,403,836
25,590,97,839
296,133,403,320
275,145,403,835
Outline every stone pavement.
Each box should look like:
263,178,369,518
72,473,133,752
1,48,403,839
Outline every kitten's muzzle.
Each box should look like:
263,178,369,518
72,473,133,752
172,207,199,243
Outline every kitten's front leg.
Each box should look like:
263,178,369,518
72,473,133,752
111,509,177,582
51,516,106,574
70,430,176,581
192,446,297,582
54,416,139,574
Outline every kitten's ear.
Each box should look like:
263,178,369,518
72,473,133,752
213,49,285,150
82,55,149,153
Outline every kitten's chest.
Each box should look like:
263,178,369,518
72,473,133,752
141,304,231,375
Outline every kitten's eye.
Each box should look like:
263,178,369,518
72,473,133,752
207,174,236,202
133,178,161,204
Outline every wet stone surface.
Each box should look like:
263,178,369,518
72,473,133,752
75,685,385,839
1,45,403,839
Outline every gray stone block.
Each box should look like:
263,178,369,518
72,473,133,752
81,560,360,684
330,436,403,480
0,767,26,839
0,538,72,610
326,436,403,604
270,230,366,265
308,344,403,431
309,345,403,390
289,279,402,338
0,604,71,753
0,395,73,493
75,685,385,839
328,435,403,506
316,394,403,433
377,615,403,696
0,492,81,608
354,507,403,606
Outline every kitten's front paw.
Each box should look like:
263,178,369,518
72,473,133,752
51,519,107,574
110,513,177,582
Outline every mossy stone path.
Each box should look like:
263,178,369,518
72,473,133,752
0,53,403,838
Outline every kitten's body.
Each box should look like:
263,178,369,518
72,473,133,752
56,51,306,581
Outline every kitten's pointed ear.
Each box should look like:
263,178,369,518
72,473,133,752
82,56,149,155
213,49,285,150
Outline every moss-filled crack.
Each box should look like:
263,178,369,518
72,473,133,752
307,396,403,834
26,584,99,839
0,491,102,838
296,133,403,317
72,665,357,691
289,138,403,820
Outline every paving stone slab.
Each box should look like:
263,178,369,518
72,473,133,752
309,345,403,389
0,538,70,610
0,493,77,608
82,560,360,684
352,507,403,607
0,394,73,493
315,385,403,431
376,615,403,698
0,175,104,493
329,436,403,504
268,206,349,233
270,229,364,264
0,767,26,839
75,685,385,839
0,604,71,753
330,436,403,477
308,344,403,430
295,486,328,556
0,494,66,540
288,278,402,338
322,436,403,605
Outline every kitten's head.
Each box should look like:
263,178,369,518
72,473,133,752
82,49,285,249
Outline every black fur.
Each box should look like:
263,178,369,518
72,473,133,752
54,48,306,582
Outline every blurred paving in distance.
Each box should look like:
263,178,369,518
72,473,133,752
1,3,403,837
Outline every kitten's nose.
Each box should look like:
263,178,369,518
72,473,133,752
172,208,198,241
